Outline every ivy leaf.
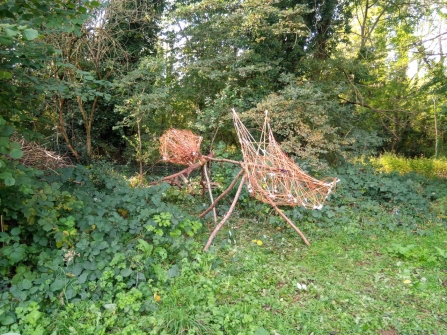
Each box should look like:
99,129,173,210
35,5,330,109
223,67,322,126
103,303,117,310
4,177,15,186
21,278,32,290
78,272,88,284
5,27,19,37
9,148,23,159
0,171,12,179
50,278,65,291
0,70,13,79
22,28,39,41
0,125,15,136
10,227,21,235
10,246,26,263
0,36,13,45
167,264,179,278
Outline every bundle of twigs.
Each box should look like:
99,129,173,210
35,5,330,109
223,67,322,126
159,129,203,166
12,137,74,170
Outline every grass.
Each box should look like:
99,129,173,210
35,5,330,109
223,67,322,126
154,218,447,335
369,153,447,179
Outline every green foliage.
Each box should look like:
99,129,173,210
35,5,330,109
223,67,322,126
371,153,447,179
246,76,356,168
0,0,99,137
2,0,447,333
431,196,447,219
113,57,176,164
261,162,447,235
0,159,206,333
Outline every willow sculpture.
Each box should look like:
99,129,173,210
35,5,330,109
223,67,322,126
160,129,203,166
157,110,339,251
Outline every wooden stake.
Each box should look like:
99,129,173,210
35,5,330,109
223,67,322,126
203,175,246,251
265,196,310,246
203,164,217,224
199,169,245,218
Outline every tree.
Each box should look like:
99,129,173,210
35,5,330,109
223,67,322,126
43,0,165,160
337,0,447,156
113,57,173,181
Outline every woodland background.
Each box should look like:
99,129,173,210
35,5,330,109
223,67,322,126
1,0,447,334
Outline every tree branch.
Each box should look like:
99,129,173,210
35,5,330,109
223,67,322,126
199,169,245,218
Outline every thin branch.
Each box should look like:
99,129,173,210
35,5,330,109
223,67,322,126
149,153,214,185
200,155,243,167
264,195,310,246
199,169,245,218
203,164,217,224
203,175,246,251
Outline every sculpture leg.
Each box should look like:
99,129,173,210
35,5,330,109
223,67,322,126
266,198,311,246
199,169,245,219
203,175,246,251
203,164,217,224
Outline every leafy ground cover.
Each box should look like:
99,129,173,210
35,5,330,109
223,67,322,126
1,140,447,334
22,219,446,335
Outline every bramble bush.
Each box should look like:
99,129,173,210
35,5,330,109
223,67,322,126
0,120,205,332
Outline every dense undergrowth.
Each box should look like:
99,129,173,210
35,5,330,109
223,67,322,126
1,125,447,334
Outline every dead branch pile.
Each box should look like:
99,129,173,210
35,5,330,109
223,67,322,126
12,137,74,170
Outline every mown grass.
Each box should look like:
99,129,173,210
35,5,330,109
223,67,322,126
153,218,447,335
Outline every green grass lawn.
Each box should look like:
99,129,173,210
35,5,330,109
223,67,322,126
155,219,447,335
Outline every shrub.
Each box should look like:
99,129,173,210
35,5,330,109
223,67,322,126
0,158,204,331
371,153,447,179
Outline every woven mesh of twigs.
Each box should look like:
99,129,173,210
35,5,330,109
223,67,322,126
12,136,74,170
159,129,203,166
233,110,339,210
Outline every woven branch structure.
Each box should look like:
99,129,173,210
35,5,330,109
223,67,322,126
159,129,203,166
158,110,339,249
233,110,339,210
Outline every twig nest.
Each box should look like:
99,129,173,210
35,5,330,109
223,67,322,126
159,129,203,166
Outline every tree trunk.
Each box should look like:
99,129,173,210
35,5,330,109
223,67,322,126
137,119,143,184
58,98,80,161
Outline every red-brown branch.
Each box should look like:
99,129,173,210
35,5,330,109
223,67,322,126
203,175,246,251
149,153,214,186
199,169,245,218
262,190,310,246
